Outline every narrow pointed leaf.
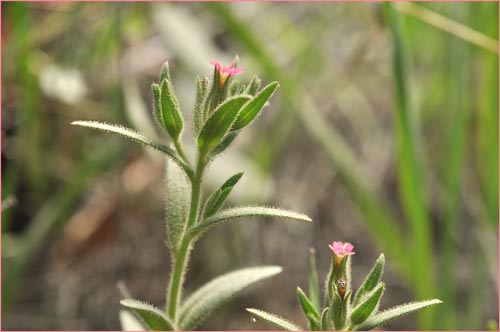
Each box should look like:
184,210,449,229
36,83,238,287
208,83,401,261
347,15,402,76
194,76,209,134
210,131,239,158
189,206,312,237
198,95,250,158
353,254,385,307
297,287,319,320
306,313,320,331
232,82,279,131
356,299,442,330
120,299,175,331
308,248,321,311
320,307,330,331
203,172,244,217
246,308,302,331
350,283,385,325
71,121,192,178
165,160,190,254
160,79,184,140
179,266,282,330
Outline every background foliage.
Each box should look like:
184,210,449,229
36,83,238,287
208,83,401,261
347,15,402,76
2,2,498,330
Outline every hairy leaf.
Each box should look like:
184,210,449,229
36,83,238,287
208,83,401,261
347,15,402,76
350,283,385,325
355,299,442,330
120,299,175,331
331,289,351,330
71,121,193,178
179,266,282,330
165,160,190,254
308,248,321,311
320,307,330,331
151,83,163,127
189,205,312,237
306,313,320,331
159,61,171,83
353,254,385,307
198,96,250,158
203,172,244,217
232,82,279,131
246,308,302,331
297,287,319,320
210,131,239,158
194,76,209,134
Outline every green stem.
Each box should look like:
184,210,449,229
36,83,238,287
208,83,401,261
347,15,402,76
166,158,204,322
174,139,189,167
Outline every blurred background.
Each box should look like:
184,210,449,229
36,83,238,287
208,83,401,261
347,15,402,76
1,2,498,330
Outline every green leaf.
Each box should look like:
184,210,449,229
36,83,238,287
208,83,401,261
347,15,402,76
355,299,442,330
71,121,193,178
353,254,385,307
120,299,175,331
189,205,312,237
308,248,321,311
232,81,279,131
210,131,239,158
203,172,243,217
160,79,184,140
320,307,330,331
246,308,302,331
198,95,250,158
179,266,282,330
306,313,320,331
165,160,190,254
297,287,319,320
350,283,385,325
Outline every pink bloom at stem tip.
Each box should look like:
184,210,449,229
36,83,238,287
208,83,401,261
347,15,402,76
210,60,244,77
329,241,355,257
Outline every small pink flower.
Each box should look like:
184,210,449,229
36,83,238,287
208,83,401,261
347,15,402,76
329,241,355,265
210,60,244,77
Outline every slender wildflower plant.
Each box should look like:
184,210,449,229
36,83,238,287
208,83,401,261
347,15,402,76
72,59,312,330
247,241,442,331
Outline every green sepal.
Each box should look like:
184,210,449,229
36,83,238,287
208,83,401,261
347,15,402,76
246,308,302,331
228,79,241,97
297,287,320,320
160,79,184,140
353,254,385,307
120,299,175,331
355,299,442,330
350,282,385,325
159,61,172,84
194,76,209,134
326,254,349,301
198,96,250,159
232,81,279,131
246,75,262,96
203,172,244,218
151,83,162,127
320,307,330,331
330,289,351,331
203,65,223,117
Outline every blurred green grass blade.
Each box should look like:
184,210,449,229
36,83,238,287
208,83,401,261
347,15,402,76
2,144,125,310
474,2,499,230
386,4,435,328
437,5,472,329
394,2,498,54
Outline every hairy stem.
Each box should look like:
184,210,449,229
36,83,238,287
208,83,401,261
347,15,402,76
166,158,204,322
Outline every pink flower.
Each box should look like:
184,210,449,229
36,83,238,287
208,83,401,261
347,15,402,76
329,241,355,265
210,60,244,77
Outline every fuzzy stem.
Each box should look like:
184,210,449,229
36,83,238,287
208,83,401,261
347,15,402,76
174,139,189,167
166,158,204,321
